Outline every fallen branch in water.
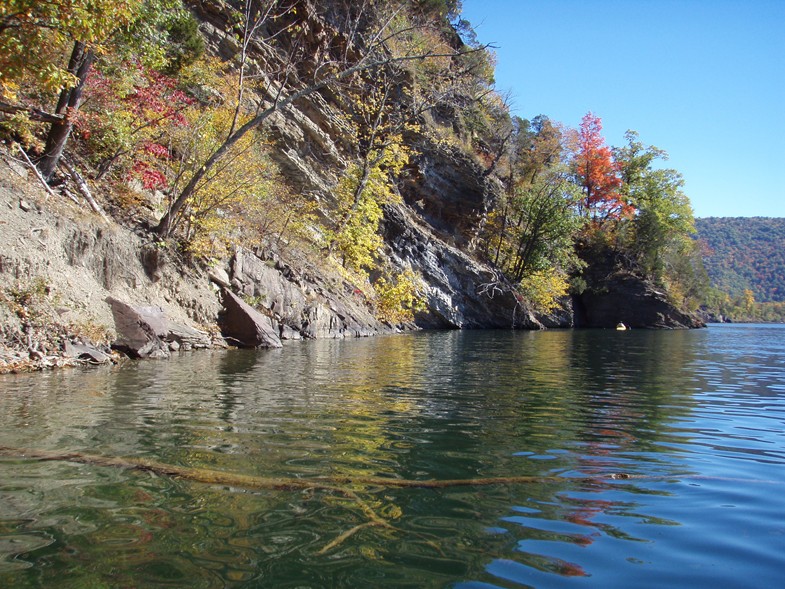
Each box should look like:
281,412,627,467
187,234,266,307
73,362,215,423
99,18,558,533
0,444,585,553
0,445,587,488
13,445,779,554
316,521,386,556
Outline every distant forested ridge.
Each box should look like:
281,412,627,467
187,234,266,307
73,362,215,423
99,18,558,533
696,217,785,302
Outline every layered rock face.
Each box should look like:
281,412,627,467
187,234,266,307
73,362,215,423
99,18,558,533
573,274,704,329
183,0,541,332
225,247,395,339
183,0,700,332
384,204,540,330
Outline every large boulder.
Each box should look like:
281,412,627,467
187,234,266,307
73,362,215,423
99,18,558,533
219,289,283,348
106,297,212,358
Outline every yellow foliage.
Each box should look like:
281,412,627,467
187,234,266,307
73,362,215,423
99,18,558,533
519,270,570,315
155,70,310,260
330,141,408,273
373,269,426,325
0,0,141,92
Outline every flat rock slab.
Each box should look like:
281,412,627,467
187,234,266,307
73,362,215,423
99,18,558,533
106,297,211,358
63,341,112,364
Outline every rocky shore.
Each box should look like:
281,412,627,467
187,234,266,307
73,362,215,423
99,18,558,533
1,137,704,376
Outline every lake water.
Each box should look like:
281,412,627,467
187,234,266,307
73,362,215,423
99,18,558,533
1,324,784,588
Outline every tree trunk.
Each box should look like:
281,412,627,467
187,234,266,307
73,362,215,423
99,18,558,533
37,42,94,182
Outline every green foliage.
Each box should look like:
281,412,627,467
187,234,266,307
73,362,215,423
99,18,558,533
613,131,697,282
161,9,205,73
112,1,201,72
511,116,563,183
695,217,785,303
604,130,708,310
0,1,189,100
483,114,586,315
488,167,584,281
704,287,785,323
413,0,463,20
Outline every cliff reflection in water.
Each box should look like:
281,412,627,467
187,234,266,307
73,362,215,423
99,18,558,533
3,327,784,588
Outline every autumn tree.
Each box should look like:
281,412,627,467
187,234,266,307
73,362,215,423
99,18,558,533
78,62,195,181
571,112,629,223
480,114,584,313
613,130,707,306
328,29,469,272
328,75,412,273
514,115,563,184
0,0,198,180
487,116,576,267
0,1,140,179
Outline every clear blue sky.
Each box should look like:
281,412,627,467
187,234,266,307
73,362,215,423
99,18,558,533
459,0,785,218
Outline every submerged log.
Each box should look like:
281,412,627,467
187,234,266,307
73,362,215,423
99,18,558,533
3,445,778,554
0,445,631,490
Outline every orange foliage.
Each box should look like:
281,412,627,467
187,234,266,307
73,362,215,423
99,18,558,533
573,112,633,222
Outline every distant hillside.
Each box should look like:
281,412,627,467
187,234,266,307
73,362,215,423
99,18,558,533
695,217,785,302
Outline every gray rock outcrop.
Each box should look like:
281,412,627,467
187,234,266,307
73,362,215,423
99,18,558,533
219,289,282,348
225,247,393,339
384,204,542,330
573,272,704,329
106,297,212,358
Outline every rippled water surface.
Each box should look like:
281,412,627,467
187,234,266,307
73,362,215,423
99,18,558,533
1,324,784,588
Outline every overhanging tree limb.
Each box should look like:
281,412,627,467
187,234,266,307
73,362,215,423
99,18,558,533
153,46,489,236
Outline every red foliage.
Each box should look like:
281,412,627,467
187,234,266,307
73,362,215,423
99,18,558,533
85,63,194,129
143,142,171,160
80,62,195,188
126,64,193,126
573,112,632,222
130,161,168,190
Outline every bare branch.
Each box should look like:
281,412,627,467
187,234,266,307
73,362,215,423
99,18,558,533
0,101,63,124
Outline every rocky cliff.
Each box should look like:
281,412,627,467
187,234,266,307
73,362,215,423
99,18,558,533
183,0,538,331
0,0,702,372
572,247,704,329
188,0,694,333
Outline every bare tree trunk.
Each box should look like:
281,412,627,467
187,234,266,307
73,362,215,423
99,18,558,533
38,41,95,181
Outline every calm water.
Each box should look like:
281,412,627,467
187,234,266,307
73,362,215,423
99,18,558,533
1,324,784,588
